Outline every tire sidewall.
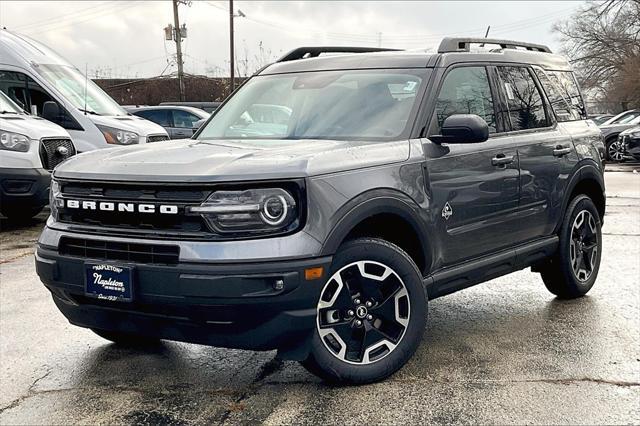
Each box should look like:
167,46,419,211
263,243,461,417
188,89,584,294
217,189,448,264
558,195,602,294
307,238,427,383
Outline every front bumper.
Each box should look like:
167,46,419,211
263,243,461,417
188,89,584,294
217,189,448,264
0,167,50,214
36,244,331,357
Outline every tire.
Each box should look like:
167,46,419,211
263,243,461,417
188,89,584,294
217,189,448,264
605,136,625,162
91,328,161,347
301,238,427,384
540,195,602,299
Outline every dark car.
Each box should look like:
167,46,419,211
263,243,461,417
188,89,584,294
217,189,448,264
37,39,605,384
126,105,210,139
620,126,640,160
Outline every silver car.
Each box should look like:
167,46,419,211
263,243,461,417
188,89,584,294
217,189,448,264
126,105,210,139
598,109,640,161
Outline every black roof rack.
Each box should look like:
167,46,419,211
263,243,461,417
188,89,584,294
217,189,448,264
277,46,402,62
438,37,552,54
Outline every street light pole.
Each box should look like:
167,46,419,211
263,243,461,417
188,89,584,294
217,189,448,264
229,0,235,92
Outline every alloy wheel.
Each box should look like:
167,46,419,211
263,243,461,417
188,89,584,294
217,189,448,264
608,140,625,162
316,260,410,365
569,210,599,282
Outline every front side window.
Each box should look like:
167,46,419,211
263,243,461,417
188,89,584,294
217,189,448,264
535,69,585,122
497,66,549,131
197,69,426,141
432,66,496,134
172,110,201,128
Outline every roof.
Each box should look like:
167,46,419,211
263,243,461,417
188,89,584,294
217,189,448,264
126,105,209,117
259,38,572,75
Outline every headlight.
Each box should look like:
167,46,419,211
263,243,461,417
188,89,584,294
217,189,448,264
0,130,30,152
97,125,139,145
188,188,299,236
49,178,63,219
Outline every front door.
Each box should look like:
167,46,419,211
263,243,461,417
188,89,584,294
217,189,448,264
424,65,520,267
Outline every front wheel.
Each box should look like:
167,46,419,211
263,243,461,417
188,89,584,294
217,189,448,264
301,238,427,384
540,195,602,299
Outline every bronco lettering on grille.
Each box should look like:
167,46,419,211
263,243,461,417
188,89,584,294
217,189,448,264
65,199,179,214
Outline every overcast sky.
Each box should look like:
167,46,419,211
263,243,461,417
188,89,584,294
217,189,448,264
0,1,584,79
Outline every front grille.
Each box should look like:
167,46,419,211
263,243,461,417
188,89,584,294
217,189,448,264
57,181,209,236
147,134,170,143
40,138,76,171
59,237,180,265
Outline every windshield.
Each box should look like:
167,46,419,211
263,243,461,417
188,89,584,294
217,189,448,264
613,111,640,124
0,90,23,114
32,64,126,116
197,69,426,141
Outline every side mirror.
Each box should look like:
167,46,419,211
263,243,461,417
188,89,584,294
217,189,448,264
430,114,489,144
42,101,60,122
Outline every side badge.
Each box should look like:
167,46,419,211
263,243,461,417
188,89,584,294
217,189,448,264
442,202,453,221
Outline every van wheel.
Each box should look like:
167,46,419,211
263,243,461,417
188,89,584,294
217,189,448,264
540,195,602,299
91,329,160,347
301,238,427,384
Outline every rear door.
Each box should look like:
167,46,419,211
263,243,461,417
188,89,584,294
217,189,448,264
424,65,520,266
494,65,578,241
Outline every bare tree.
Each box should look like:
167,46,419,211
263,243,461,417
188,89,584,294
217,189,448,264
554,0,640,110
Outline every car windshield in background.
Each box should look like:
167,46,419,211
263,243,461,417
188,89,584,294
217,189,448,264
197,69,426,141
33,64,127,116
0,90,22,113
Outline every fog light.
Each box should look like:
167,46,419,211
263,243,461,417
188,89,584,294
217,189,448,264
273,279,285,290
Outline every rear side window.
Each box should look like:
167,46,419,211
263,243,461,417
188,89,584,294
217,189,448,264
497,66,549,131
433,66,496,134
535,69,585,121
136,109,171,127
172,109,201,128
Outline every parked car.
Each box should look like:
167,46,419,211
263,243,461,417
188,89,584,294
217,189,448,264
620,126,640,161
38,39,605,384
126,105,210,139
0,30,168,152
0,90,75,219
589,114,613,126
599,112,640,161
159,101,221,113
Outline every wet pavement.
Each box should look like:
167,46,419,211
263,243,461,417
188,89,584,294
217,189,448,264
1,165,639,425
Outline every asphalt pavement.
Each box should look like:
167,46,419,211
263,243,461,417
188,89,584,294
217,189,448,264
1,164,639,425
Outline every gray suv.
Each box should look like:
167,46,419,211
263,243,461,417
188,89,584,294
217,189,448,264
36,38,605,384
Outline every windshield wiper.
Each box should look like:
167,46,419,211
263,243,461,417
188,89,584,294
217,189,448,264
79,108,100,116
0,110,19,114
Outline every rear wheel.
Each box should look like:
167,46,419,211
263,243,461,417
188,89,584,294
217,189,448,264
605,137,625,162
91,329,161,347
301,238,427,384
540,195,602,299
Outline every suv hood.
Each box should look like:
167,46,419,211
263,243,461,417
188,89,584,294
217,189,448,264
90,114,168,137
53,138,410,182
0,114,69,140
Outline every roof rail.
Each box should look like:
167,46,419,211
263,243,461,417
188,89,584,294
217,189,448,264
277,46,401,62
438,37,552,54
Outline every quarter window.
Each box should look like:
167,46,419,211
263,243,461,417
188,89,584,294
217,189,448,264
497,66,549,131
535,69,584,121
432,66,496,134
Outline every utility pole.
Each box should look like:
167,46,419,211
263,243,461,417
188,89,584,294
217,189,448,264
229,0,235,92
172,0,185,101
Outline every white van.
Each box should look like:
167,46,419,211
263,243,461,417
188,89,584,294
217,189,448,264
0,30,169,152
0,90,75,219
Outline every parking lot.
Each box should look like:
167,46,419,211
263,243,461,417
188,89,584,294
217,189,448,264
1,164,639,425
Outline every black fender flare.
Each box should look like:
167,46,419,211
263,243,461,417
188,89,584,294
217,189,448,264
320,188,432,271
555,160,606,233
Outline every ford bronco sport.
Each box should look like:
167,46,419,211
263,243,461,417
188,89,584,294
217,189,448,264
36,38,605,384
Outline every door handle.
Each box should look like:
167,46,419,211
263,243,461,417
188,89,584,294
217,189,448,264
491,154,514,166
553,145,572,157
